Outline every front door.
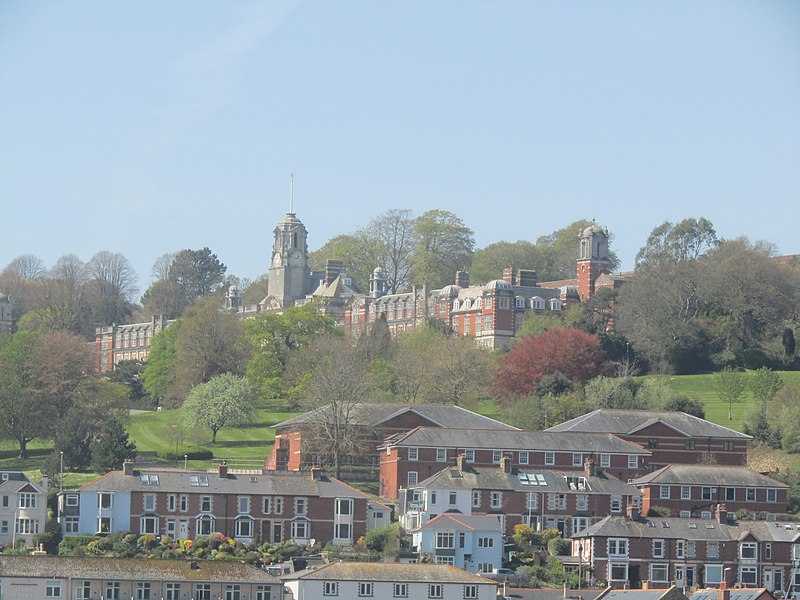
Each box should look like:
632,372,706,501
629,565,641,589
764,569,773,591
675,566,685,589
686,567,695,588
178,520,188,539
774,569,783,593
272,521,283,543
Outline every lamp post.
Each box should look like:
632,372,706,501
184,455,188,471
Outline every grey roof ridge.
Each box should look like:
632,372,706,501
451,404,521,430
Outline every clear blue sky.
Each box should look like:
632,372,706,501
2,1,798,296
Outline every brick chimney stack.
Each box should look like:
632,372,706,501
325,260,343,286
584,457,597,477
626,504,640,521
517,269,538,287
456,454,466,473
502,268,516,286
310,466,321,481
499,455,511,474
218,461,228,479
455,270,469,288
715,503,727,524
123,460,134,476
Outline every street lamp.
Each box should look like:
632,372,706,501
184,454,188,471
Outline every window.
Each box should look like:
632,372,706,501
200,496,212,512
609,563,628,581
436,531,455,549
428,584,444,599
358,582,374,597
291,519,309,540
685,439,696,450
577,494,588,511
545,452,555,466
707,542,719,558
139,473,159,486
478,536,494,548
628,455,638,469
519,451,529,465
648,438,659,449
393,583,408,598
650,564,669,583
740,567,757,585
492,450,502,464
75,581,92,599
46,580,62,597
323,581,339,596
449,492,457,505
681,486,691,500
1,495,6,507
472,491,481,508
765,543,772,560
194,584,212,600
436,448,447,462
459,532,465,548
197,515,214,535
677,540,686,559
600,454,611,468
572,453,582,467
526,492,538,510
740,542,757,559
725,487,736,501
705,565,723,585
225,586,242,600
105,582,121,600
335,522,352,541
767,488,777,502
464,449,474,463
179,495,188,512
491,491,502,509
98,492,113,509
238,496,250,514
61,516,78,533
18,492,36,508
464,585,479,599
295,498,307,516
572,516,590,535
408,448,418,461
477,562,493,573
436,557,454,565
608,538,628,556
165,583,181,600
65,494,79,507
140,516,158,535
235,518,253,538
336,498,353,515
547,493,567,510
255,586,272,600
407,472,418,487
274,497,284,514
723,441,734,451
144,494,155,511
660,485,671,499
135,582,151,600
746,488,756,502
701,487,713,501
97,516,112,534
167,495,176,512
189,474,209,487
610,496,622,513
166,519,175,537
653,539,664,558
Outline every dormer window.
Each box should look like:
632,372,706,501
452,299,460,310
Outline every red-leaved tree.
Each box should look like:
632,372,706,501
492,328,610,404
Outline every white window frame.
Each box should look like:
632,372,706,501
681,486,691,500
408,447,418,461
628,455,638,469
660,485,670,500
436,448,447,462
572,453,582,467
650,563,669,583
653,539,664,558
519,451,529,465
545,452,555,466
600,454,611,468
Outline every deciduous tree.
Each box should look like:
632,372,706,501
471,240,543,284
716,366,746,420
412,210,475,288
181,373,254,444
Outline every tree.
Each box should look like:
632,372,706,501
0,254,46,320
663,395,705,418
783,327,796,358
85,250,138,326
139,279,185,320
470,240,543,284
168,247,226,301
412,210,475,288
492,328,609,403
106,360,150,407
27,254,90,335
309,234,378,293
716,366,747,420
584,376,648,410
240,274,270,306
296,336,373,479
634,217,718,269
142,320,182,406
365,209,415,293
536,220,619,281
241,304,338,400
181,374,254,444
750,367,783,414
91,416,137,472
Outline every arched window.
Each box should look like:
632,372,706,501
515,296,526,309
475,297,483,310
452,299,460,311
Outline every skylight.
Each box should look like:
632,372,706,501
518,473,547,486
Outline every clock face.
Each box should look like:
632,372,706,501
289,250,304,266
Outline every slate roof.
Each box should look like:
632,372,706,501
500,589,606,600
631,465,788,488
282,561,495,583
412,514,503,533
600,590,679,600
274,404,517,431
546,410,751,440
383,427,649,455
575,516,800,543
413,465,639,496
79,469,369,500
0,556,278,582
690,589,773,600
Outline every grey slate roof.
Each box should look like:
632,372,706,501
274,403,518,431
283,561,495,583
546,410,751,440
631,465,788,488
80,469,369,499
690,590,773,600
413,514,503,533
384,427,650,455
576,516,800,543
413,465,639,496
0,556,278,582
601,590,678,600
500,589,606,600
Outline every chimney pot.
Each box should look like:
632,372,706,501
455,271,469,288
218,461,228,479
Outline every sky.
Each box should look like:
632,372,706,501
2,1,799,298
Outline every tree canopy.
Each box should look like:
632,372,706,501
182,373,254,444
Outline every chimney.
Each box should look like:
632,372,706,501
584,457,597,477
642,581,650,590
716,585,730,600
123,460,134,476
715,503,727,524
218,461,228,479
456,454,466,473
626,504,640,521
518,269,539,287
502,268,516,286
310,466,321,481
455,270,469,288
325,260,343,285
499,455,511,474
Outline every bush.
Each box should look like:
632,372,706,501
648,505,672,517
735,508,754,521
59,535,100,555
547,537,571,556
160,450,214,461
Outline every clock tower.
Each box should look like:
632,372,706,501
576,222,610,302
267,212,310,309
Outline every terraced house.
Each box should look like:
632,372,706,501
60,462,370,546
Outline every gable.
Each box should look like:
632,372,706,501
627,421,688,438
380,410,440,431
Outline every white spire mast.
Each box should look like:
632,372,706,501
289,172,294,214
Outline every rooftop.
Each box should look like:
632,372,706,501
282,561,495,583
631,465,788,488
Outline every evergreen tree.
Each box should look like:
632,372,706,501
91,417,137,472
